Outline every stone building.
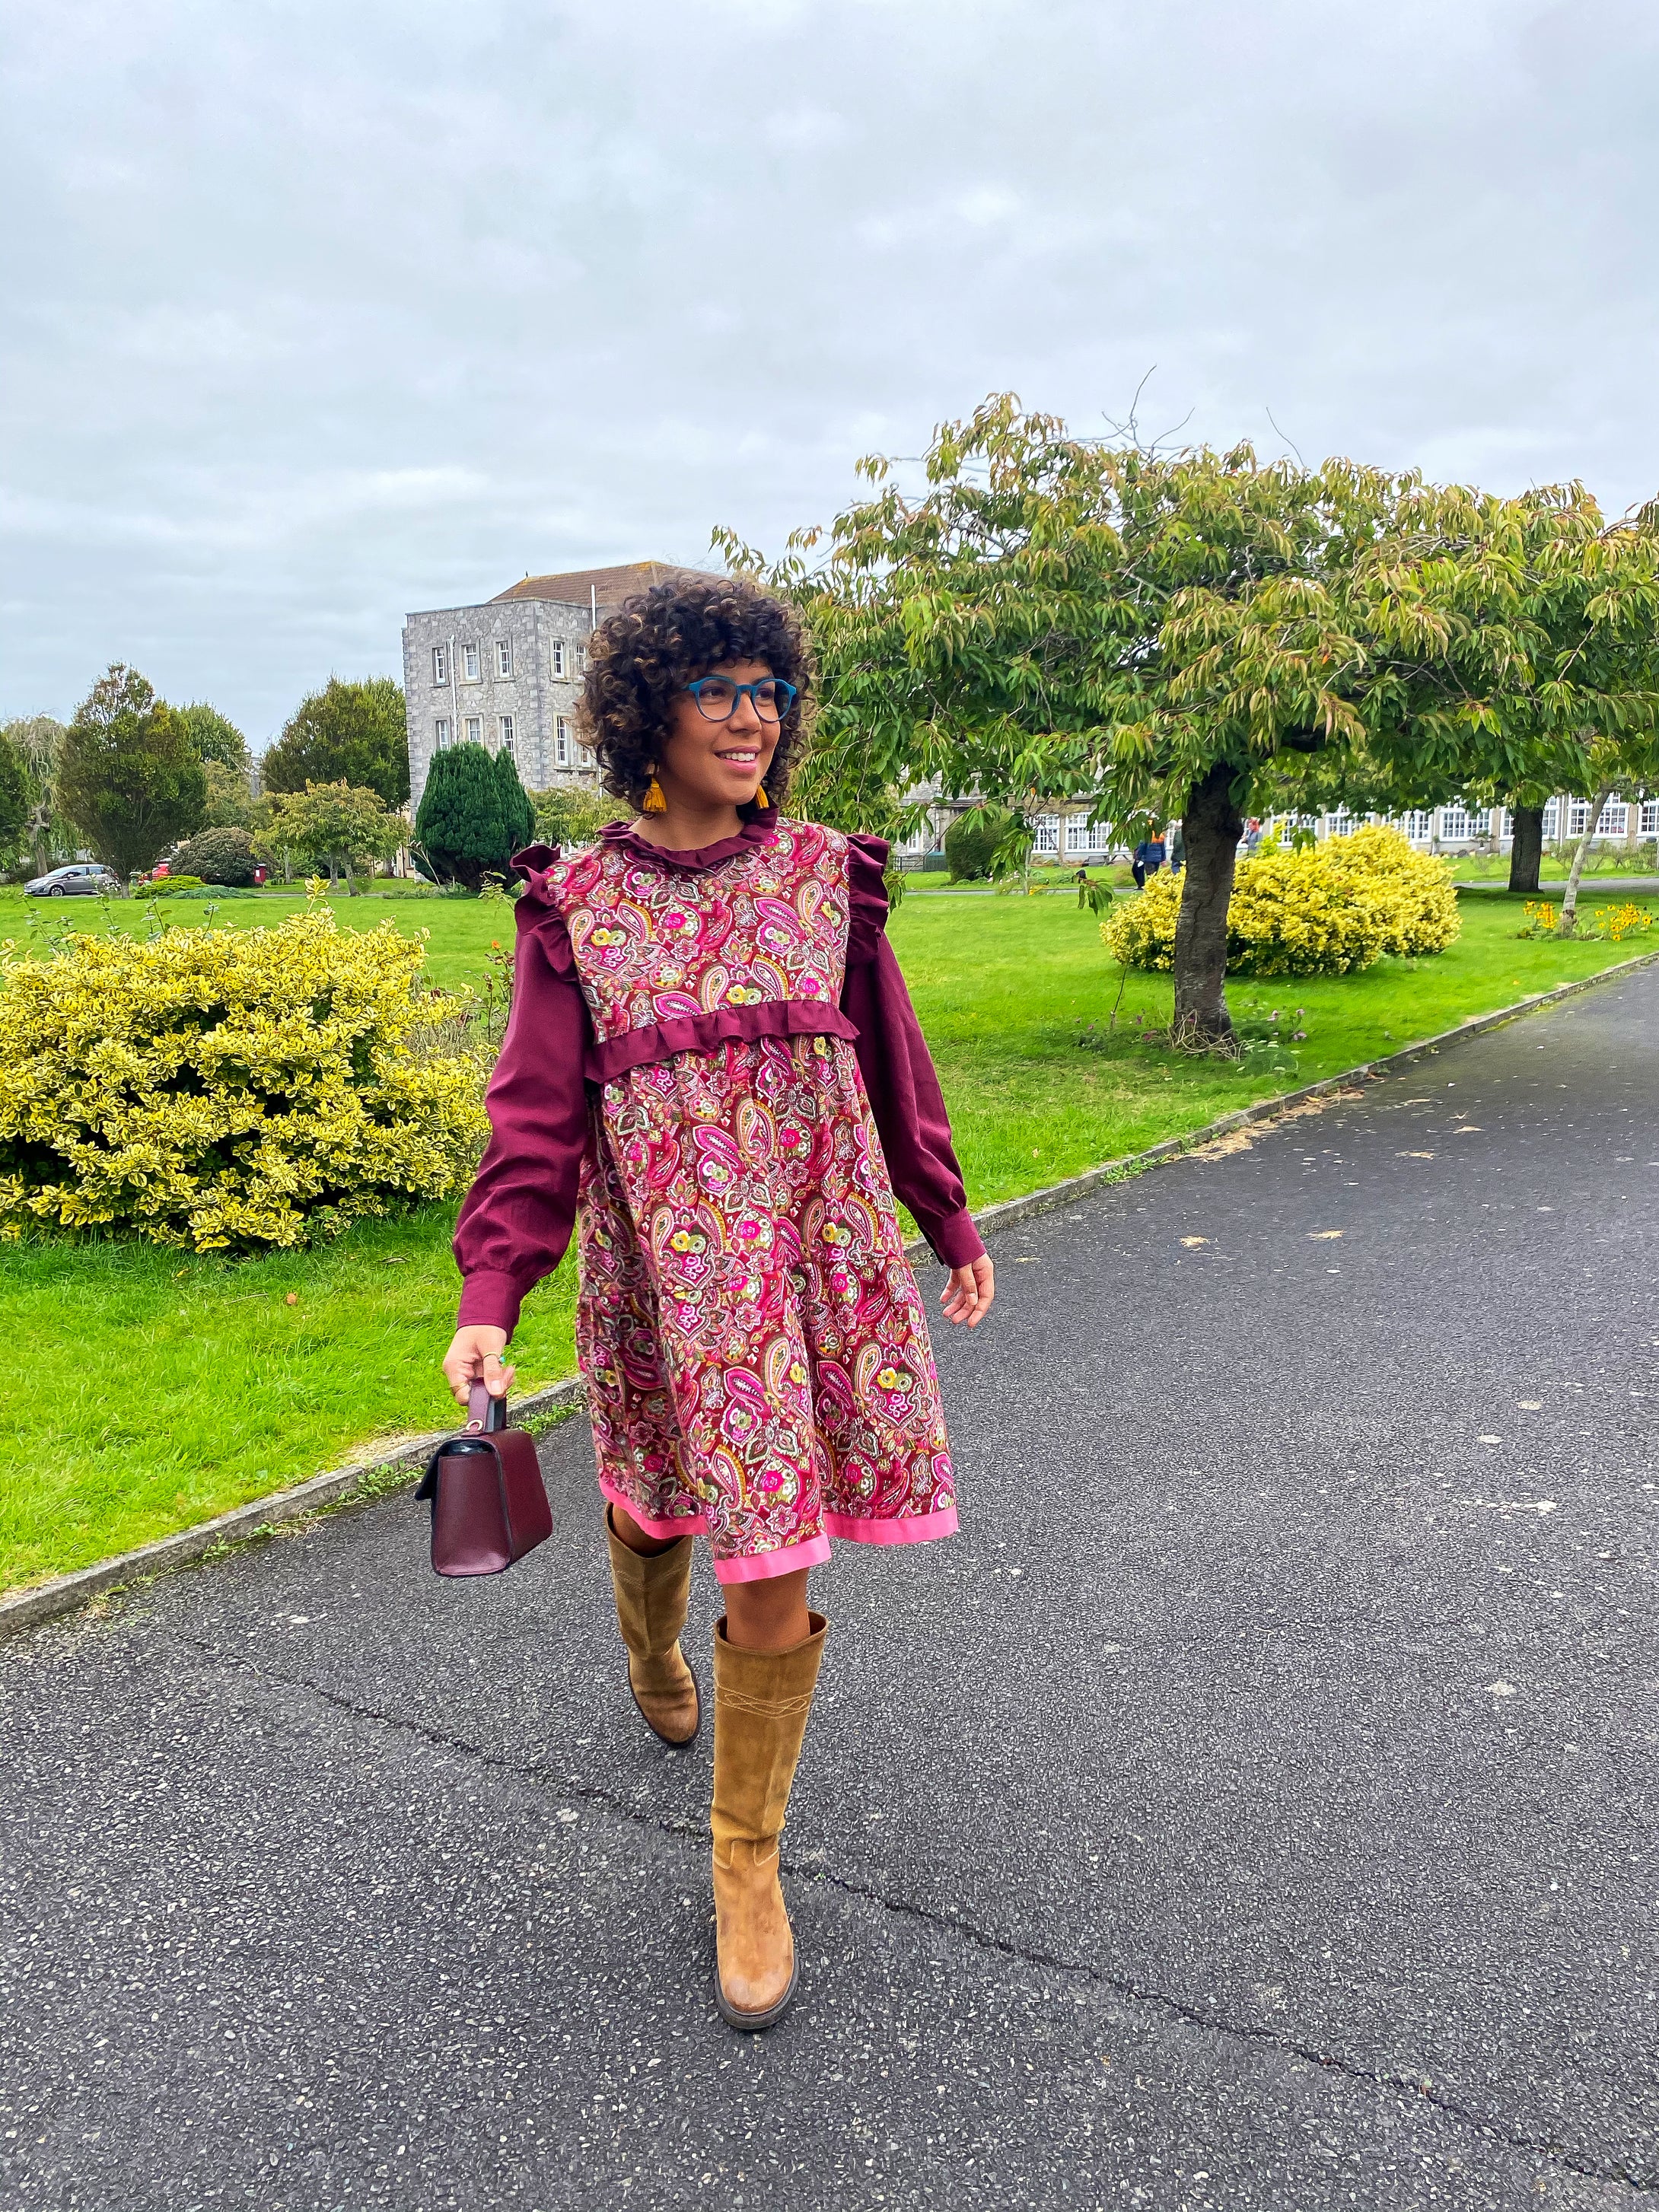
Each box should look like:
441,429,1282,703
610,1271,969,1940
401,561,712,810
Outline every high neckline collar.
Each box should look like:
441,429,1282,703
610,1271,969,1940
600,804,779,872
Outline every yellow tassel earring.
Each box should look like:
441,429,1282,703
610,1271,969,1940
755,781,770,810
642,771,667,816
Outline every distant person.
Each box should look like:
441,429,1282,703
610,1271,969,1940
1132,828,1167,889
1243,817,1263,856
1168,821,1185,874
1075,866,1091,908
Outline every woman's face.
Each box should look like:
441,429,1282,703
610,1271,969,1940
657,658,782,811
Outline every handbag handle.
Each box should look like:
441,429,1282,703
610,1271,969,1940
466,1380,509,1434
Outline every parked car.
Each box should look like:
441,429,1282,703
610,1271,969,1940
24,864,120,897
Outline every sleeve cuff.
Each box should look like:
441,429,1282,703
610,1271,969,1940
456,1268,526,1335
926,1208,986,1269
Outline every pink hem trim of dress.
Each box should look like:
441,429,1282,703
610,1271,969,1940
597,1475,709,1541
823,1505,960,1547
712,1532,833,1584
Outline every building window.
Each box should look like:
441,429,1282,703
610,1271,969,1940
1541,800,1560,839
496,638,513,680
1439,806,1487,842
431,645,448,685
498,715,515,756
578,741,595,766
433,718,451,751
465,715,482,745
1065,815,1107,854
572,643,586,678
1033,813,1060,855
549,640,566,679
461,642,480,682
1599,800,1629,838
1328,810,1358,839
1401,810,1434,842
1641,800,1659,835
555,716,572,766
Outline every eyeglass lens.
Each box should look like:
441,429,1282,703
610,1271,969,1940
693,679,792,722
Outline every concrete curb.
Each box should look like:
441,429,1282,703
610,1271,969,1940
0,1376,587,1641
5,945,1654,1642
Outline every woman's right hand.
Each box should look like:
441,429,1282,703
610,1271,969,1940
441,1325,515,1409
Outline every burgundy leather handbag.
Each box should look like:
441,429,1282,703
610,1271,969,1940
415,1383,552,1577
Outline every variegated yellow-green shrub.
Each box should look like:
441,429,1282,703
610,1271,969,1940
0,908,491,1250
1103,826,1461,979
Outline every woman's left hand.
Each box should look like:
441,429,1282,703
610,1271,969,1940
940,1255,995,1327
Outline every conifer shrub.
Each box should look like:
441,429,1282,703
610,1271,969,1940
0,908,489,1250
493,748,535,856
415,743,516,890
1102,826,1460,978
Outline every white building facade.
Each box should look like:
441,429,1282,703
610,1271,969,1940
401,562,712,811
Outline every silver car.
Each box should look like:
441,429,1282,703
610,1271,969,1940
24,864,120,897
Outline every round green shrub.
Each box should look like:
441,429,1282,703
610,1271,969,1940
170,826,258,885
944,805,1012,882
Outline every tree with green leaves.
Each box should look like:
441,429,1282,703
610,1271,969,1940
0,730,30,871
2,715,70,874
58,665,205,878
725,399,1406,1039
530,783,629,848
263,676,409,810
265,781,401,895
414,743,519,890
729,396,1659,1037
176,702,252,774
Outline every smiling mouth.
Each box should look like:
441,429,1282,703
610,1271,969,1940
716,748,759,765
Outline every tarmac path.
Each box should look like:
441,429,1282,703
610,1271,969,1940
4,963,1657,2211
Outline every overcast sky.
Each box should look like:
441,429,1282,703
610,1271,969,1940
5,0,1657,749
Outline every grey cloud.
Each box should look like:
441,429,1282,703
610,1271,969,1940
4,0,1657,743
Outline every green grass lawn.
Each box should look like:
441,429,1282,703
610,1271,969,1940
2,884,1653,1593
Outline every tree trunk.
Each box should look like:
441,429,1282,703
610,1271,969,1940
1560,785,1613,934
344,858,359,896
1172,762,1243,1041
1507,804,1544,894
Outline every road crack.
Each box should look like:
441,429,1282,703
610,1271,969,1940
192,1636,1658,2199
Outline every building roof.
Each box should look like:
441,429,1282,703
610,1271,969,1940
491,561,719,606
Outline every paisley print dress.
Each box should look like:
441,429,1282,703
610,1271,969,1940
454,809,984,1583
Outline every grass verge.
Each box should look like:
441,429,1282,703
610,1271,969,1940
2,887,1652,1592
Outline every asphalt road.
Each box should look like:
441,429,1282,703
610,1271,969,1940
5,965,1657,2212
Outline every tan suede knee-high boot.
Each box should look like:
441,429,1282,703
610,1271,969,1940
604,1507,701,1747
710,1611,828,2031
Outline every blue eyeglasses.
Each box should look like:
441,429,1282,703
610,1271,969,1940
684,676,798,723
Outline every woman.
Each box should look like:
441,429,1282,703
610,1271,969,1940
443,575,994,2031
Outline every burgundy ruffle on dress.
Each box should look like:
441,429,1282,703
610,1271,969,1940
454,807,983,1583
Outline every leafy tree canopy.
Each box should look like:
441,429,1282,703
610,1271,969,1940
262,781,401,894
725,394,1659,1036
57,664,205,878
530,783,629,848
176,702,251,773
263,676,409,810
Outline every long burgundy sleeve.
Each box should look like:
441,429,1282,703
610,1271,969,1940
452,890,592,1338
841,840,985,1270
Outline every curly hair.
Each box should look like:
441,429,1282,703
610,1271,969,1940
578,574,811,815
